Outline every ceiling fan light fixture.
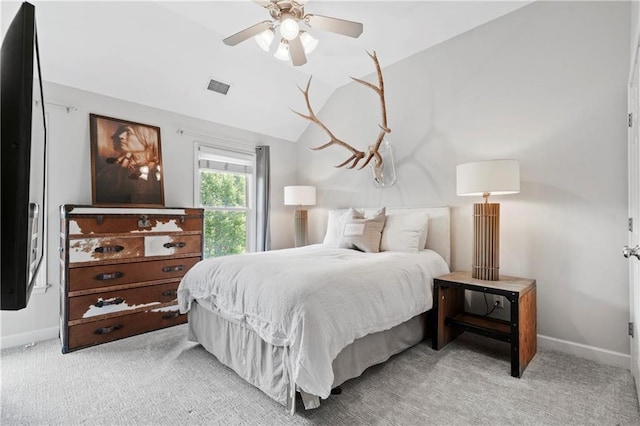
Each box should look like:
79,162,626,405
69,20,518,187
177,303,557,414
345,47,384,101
223,2,363,66
274,39,290,61
279,14,300,40
299,31,318,54
254,28,275,51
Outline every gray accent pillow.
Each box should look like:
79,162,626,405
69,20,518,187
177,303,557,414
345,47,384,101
337,207,386,253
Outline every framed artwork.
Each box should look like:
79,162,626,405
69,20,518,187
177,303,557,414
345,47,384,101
89,114,165,206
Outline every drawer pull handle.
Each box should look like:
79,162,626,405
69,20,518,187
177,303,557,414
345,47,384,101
94,324,123,335
162,312,180,320
162,265,184,273
94,245,124,254
162,289,178,297
138,215,152,228
163,242,186,249
95,271,124,281
94,297,124,308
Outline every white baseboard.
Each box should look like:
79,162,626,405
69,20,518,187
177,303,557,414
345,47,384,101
538,334,630,370
0,328,631,370
0,327,59,350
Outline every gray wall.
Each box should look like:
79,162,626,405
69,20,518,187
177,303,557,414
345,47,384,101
0,81,298,345
297,1,631,361
633,1,639,62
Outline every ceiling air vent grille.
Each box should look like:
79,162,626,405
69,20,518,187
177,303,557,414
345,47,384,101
207,78,231,95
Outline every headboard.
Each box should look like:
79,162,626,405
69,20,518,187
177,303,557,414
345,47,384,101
340,206,451,267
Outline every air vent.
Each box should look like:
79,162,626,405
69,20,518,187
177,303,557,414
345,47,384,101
206,78,231,95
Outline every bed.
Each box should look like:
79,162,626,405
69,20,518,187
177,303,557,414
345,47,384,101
177,207,450,413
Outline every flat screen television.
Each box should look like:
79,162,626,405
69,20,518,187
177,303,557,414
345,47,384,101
1,2,47,310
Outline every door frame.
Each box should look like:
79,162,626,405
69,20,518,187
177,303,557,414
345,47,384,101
628,37,640,401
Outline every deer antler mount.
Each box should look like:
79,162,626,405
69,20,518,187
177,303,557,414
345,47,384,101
291,51,395,186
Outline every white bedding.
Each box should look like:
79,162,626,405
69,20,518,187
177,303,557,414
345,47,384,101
177,244,449,399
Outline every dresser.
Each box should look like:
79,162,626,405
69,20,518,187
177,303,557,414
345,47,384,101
59,205,204,353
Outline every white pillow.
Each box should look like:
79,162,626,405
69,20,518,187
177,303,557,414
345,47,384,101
337,208,386,253
323,208,363,247
323,207,387,248
380,211,429,252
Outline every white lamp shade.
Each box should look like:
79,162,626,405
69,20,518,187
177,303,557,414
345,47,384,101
284,186,316,206
274,39,290,61
299,31,319,54
456,159,520,196
254,28,275,51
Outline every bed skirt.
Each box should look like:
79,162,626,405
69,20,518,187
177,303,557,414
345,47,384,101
187,301,429,412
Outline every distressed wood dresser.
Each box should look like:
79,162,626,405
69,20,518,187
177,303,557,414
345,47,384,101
59,205,204,353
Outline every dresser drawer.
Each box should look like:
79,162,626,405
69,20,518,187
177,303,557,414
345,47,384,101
69,257,200,292
144,234,202,257
65,209,203,236
67,306,186,350
68,235,202,265
68,236,144,264
68,281,182,321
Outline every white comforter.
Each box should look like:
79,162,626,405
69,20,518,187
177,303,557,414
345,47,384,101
177,244,449,399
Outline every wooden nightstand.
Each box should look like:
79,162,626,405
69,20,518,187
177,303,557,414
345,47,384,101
432,271,537,378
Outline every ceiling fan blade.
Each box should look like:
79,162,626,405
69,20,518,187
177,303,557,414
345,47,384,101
305,14,363,38
289,36,307,66
223,20,272,46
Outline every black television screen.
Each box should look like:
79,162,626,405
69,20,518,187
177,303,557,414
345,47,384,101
1,1,47,310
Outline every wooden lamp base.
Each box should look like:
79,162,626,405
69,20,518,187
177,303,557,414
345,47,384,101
472,202,500,281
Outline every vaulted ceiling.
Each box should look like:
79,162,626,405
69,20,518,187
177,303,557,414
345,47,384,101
1,1,532,142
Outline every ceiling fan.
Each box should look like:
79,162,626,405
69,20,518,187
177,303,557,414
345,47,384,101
223,0,364,67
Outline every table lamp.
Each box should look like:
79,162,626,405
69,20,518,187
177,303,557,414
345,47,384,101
284,185,316,247
456,160,520,280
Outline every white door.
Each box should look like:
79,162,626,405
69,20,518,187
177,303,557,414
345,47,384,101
628,48,640,399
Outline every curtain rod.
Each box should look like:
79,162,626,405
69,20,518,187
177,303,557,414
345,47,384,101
176,128,257,154
35,100,77,113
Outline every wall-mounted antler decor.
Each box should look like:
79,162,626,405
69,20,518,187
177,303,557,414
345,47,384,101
291,51,396,187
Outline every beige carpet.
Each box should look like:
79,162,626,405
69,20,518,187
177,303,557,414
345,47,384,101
1,324,638,425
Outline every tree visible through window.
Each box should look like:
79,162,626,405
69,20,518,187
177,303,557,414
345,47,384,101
200,171,247,257
197,147,254,258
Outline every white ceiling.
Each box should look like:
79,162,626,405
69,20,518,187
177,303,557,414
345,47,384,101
2,0,532,142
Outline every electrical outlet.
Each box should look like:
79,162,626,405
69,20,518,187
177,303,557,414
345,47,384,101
492,295,504,309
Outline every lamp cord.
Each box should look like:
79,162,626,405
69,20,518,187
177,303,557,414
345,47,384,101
483,293,499,317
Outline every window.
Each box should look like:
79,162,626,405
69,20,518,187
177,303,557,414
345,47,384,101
196,144,255,258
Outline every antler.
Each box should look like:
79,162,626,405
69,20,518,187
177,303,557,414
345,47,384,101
350,51,391,174
291,77,366,169
290,51,391,178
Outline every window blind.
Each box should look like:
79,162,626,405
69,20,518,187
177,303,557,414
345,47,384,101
198,159,252,174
